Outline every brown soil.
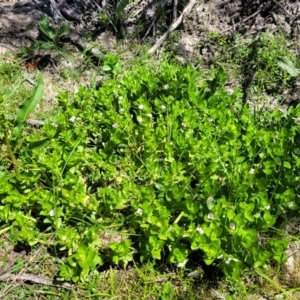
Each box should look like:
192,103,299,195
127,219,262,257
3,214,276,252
186,0,300,37
1,1,299,53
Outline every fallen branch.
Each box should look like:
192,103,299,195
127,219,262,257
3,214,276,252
173,0,178,22
148,0,196,55
0,273,73,290
6,115,46,127
0,237,72,298
241,5,262,23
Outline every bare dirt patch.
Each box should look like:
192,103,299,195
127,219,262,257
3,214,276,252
0,1,297,48
1,1,300,67
0,2,41,48
185,0,300,37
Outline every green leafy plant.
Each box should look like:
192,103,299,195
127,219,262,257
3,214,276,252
17,15,69,58
99,0,131,35
210,32,299,96
59,244,102,282
38,15,70,44
0,76,44,177
103,54,121,79
2,60,300,283
276,56,299,77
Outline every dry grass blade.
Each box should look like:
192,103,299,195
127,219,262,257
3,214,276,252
0,273,73,290
0,251,26,277
148,0,196,55
173,0,178,22
0,236,57,298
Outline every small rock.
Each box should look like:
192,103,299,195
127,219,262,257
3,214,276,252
283,241,300,284
176,34,199,60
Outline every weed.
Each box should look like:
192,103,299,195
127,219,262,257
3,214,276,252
1,58,300,286
17,15,70,59
209,31,299,99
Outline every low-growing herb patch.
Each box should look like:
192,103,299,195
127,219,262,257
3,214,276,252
1,58,300,282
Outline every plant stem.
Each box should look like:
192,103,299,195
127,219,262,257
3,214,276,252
4,130,20,177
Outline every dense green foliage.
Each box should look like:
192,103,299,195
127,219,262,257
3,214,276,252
1,59,300,282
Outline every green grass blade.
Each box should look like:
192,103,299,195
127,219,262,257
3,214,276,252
12,76,44,140
3,76,28,102
116,0,130,17
276,56,299,77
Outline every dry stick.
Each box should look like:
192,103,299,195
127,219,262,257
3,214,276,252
242,6,262,23
26,78,37,86
6,114,46,126
26,119,46,126
0,55,37,86
173,0,178,22
0,236,73,298
15,0,49,12
271,0,292,16
0,250,40,298
142,0,168,41
0,273,73,290
148,0,196,55
49,0,64,22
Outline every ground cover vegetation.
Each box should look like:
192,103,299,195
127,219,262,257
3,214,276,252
1,0,300,299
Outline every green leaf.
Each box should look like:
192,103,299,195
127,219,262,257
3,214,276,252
263,211,276,227
28,138,51,151
169,244,189,264
240,229,257,248
276,56,299,77
80,266,90,281
38,42,55,51
12,76,44,140
103,65,111,71
38,15,56,41
116,0,130,17
76,244,89,261
59,264,75,281
220,259,244,280
99,12,109,22
201,240,221,264
206,197,215,210
58,23,70,37
16,47,35,58
3,76,28,102
147,236,164,259
283,161,291,169
268,239,288,264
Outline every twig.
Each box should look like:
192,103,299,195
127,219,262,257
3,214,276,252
26,119,46,126
0,251,25,277
14,0,49,12
6,115,46,127
242,6,262,23
173,0,178,22
49,0,64,22
0,56,36,84
142,0,168,41
0,273,73,290
271,0,292,16
26,78,37,86
0,236,66,298
148,0,196,55
0,55,22,65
